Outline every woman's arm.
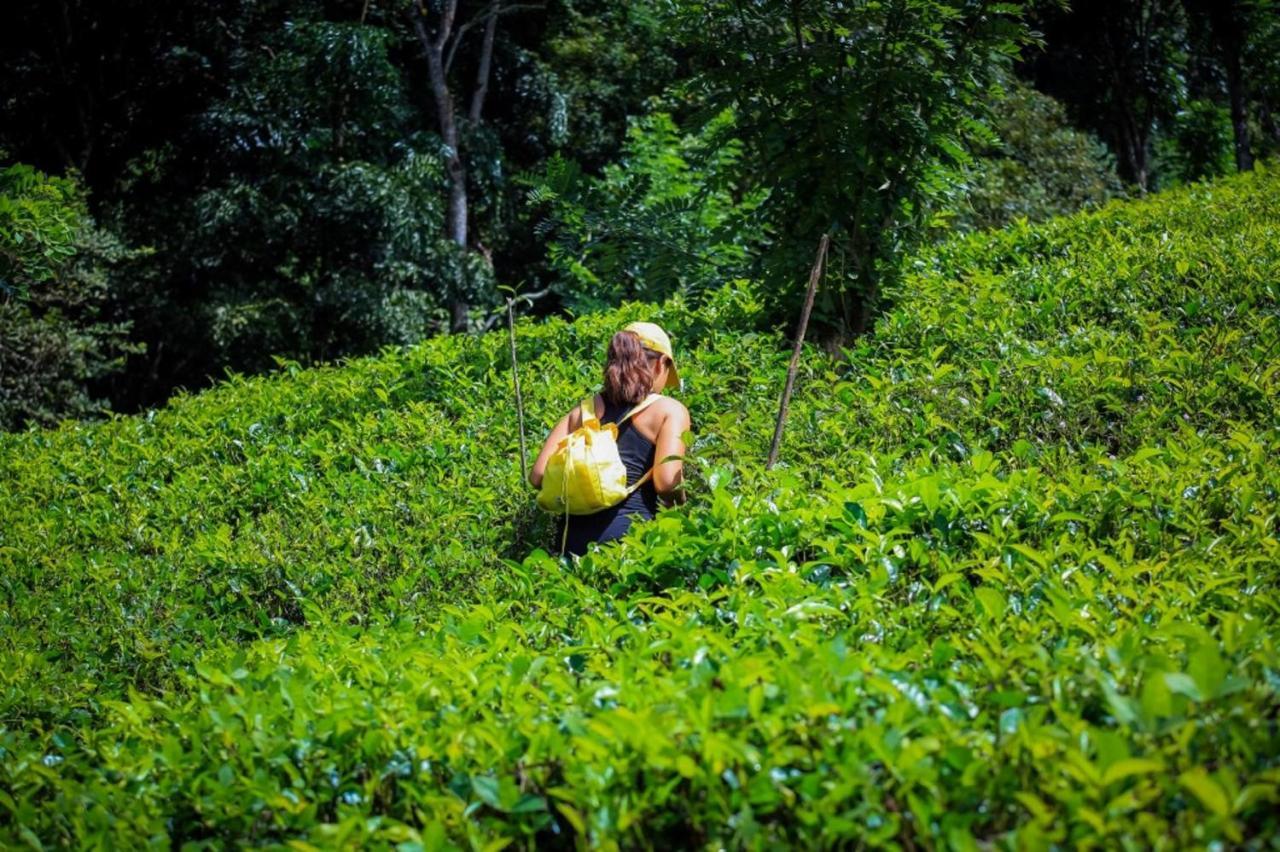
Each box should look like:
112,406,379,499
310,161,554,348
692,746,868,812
529,406,578,488
652,401,691,505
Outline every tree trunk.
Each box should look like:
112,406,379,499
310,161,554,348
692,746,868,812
1121,114,1151,193
413,4,471,332
1212,2,1254,171
461,4,500,330
1103,22,1151,192
469,0,499,123
1225,51,1254,172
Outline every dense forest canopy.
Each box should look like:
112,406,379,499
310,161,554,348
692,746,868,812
2,0,1277,427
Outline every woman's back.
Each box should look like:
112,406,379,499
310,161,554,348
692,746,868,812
599,395,659,515
529,322,691,556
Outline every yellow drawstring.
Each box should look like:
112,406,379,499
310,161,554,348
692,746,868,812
560,433,571,557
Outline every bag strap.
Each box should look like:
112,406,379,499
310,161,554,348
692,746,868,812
620,393,661,494
578,396,599,428
616,393,661,426
625,468,654,495
580,393,661,429
560,431,573,556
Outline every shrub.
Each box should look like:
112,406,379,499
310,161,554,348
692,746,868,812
947,81,1125,232
0,161,139,430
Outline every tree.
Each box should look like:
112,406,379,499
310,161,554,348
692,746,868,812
476,0,686,315
101,18,473,405
1024,0,1187,192
0,161,139,430
1,0,693,409
668,0,1030,335
517,0,681,173
1243,1,1280,157
407,0,538,331
1182,0,1253,172
0,0,244,199
530,110,768,312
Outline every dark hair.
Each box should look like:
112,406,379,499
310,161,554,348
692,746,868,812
603,331,662,406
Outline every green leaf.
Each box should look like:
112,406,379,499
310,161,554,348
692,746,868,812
1188,644,1226,700
511,794,547,815
471,775,504,811
975,586,1006,620
1103,758,1164,786
1179,769,1231,817
1006,543,1048,569
1163,672,1204,702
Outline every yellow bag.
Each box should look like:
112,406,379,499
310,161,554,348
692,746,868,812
537,394,660,516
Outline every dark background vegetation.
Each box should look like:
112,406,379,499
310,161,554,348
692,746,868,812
2,0,1277,428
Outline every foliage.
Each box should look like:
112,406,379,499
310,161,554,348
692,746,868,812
530,110,768,312
2,167,1278,845
505,0,681,173
114,19,480,395
1154,98,1236,187
1023,0,1187,191
665,0,1030,335
1241,0,1280,160
1024,0,1280,189
0,0,682,410
947,80,1124,232
0,162,81,295
0,162,139,430
5,0,1280,416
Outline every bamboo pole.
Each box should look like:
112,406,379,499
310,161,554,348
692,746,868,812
506,297,528,483
766,233,829,471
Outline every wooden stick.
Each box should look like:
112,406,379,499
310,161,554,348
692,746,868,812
506,297,528,483
766,233,829,471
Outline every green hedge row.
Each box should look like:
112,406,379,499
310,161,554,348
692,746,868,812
1,166,1277,847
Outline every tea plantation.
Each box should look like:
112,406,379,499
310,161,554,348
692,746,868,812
2,167,1278,848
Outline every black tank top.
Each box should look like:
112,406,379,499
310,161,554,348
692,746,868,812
599,395,659,514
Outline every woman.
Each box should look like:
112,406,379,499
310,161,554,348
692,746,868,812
529,321,692,557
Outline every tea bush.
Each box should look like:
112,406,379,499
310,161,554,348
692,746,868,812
1,167,1278,847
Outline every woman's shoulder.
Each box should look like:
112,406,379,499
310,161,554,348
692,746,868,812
564,394,602,429
650,394,690,421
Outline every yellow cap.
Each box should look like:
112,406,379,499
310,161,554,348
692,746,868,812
623,321,680,390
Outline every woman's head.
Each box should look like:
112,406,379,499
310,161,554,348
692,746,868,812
603,330,673,406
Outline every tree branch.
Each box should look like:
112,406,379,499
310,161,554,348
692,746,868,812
445,2,544,75
438,0,458,49
477,288,551,332
469,0,500,122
